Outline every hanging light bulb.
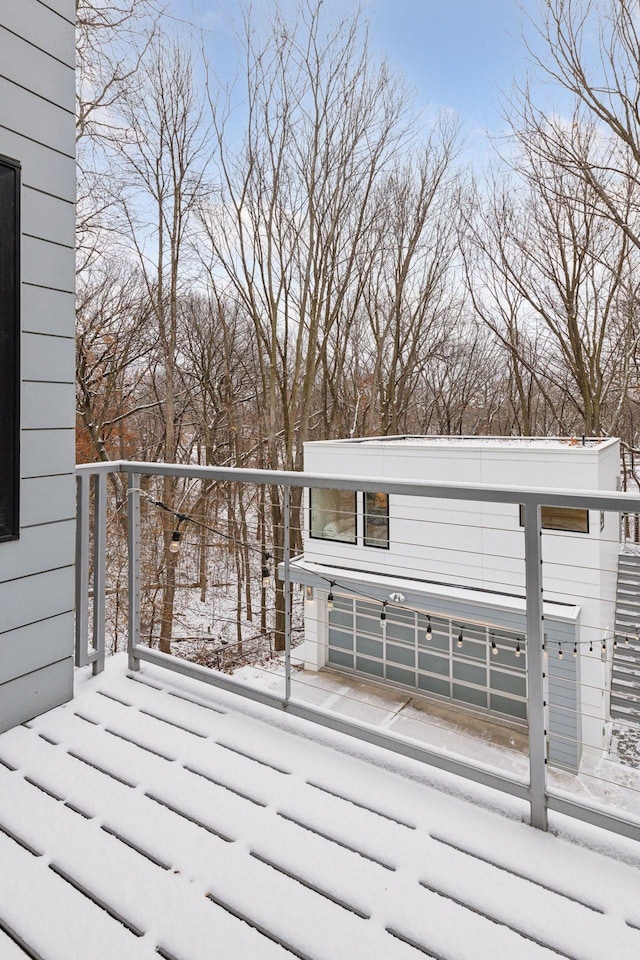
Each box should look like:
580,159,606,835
380,601,387,623
515,639,521,658
169,529,181,554
558,642,563,660
602,638,606,652
262,552,272,588
573,642,578,657
426,616,432,637
625,635,630,647
327,582,335,611
614,636,618,650
491,634,498,656
457,628,464,648
589,640,593,653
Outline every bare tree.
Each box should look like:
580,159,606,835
112,37,211,653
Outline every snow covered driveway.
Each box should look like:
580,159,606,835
0,655,639,960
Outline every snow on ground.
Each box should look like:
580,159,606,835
232,655,640,819
1,655,640,959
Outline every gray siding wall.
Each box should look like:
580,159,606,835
0,0,76,731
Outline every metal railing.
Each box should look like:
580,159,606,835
75,459,640,844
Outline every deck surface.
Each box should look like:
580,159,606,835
0,656,639,960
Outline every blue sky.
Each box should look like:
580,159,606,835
169,0,539,139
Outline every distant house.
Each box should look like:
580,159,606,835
290,436,622,770
0,1,76,731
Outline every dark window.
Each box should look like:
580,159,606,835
519,504,589,534
310,488,357,543
364,491,389,548
0,156,20,542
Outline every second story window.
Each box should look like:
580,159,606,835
364,491,389,548
310,488,357,543
309,489,389,548
519,505,589,534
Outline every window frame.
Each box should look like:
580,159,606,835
0,155,21,543
518,504,589,534
309,487,357,544
363,490,389,550
308,488,390,548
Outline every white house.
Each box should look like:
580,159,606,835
0,0,76,731
291,436,622,771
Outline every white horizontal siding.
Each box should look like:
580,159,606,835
21,285,75,338
0,521,75,583
0,657,74,734
0,23,75,107
23,331,74,383
22,235,75,293
0,611,73,685
22,382,75,429
0,0,75,66
0,128,75,201
22,475,75,527
0,0,76,728
0,567,75,635
21,428,75,479
0,76,74,157
23,186,75,248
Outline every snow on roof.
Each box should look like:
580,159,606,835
316,435,618,450
0,654,638,960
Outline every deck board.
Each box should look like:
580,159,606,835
0,655,639,959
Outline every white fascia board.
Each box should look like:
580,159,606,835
285,556,581,624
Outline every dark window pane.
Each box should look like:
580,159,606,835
387,643,415,666
0,158,19,542
387,665,415,687
453,684,487,709
418,674,450,697
328,649,353,669
452,660,486,687
310,488,356,542
356,635,383,658
356,656,384,678
519,504,588,533
418,652,449,676
490,670,527,697
491,694,527,720
328,629,353,650
364,491,389,548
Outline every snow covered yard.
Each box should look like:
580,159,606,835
0,656,640,960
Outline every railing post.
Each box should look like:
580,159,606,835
75,473,90,667
128,472,141,672
524,500,548,831
92,471,107,675
283,485,291,703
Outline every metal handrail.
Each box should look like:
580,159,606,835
74,459,640,844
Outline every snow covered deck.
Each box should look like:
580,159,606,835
1,657,639,960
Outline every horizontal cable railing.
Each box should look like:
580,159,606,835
75,459,640,845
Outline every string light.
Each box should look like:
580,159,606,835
327,582,335,612
589,639,593,653
515,639,521,658
558,642,563,660
261,552,272,587
614,637,618,651
380,601,387,623
169,529,181,554
625,635,630,647
457,628,464,648
602,638,606,652
490,634,498,656
426,616,432,639
573,642,578,657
